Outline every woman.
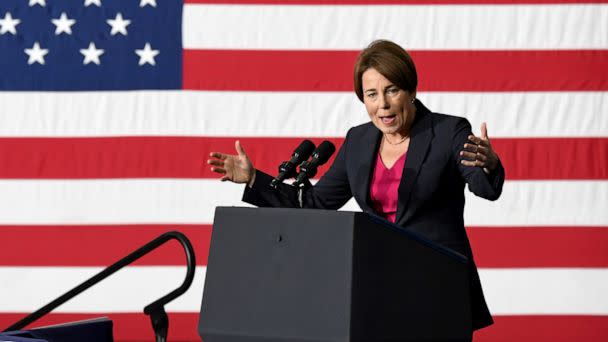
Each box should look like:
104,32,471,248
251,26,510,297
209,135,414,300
207,40,504,332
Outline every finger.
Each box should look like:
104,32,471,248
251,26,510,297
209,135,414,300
460,160,477,167
235,140,247,157
467,135,482,145
465,144,490,155
207,159,224,167
476,152,488,162
477,138,491,148
467,136,490,149
210,166,227,174
460,151,477,160
481,122,488,140
209,152,227,160
463,143,482,153
461,159,484,167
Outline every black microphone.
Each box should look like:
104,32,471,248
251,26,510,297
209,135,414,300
293,140,336,187
270,140,316,188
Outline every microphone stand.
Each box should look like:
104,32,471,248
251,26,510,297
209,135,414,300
3,231,196,342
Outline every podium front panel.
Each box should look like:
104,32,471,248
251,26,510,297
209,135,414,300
200,207,356,342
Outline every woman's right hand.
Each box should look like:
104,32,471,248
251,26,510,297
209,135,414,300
207,140,255,183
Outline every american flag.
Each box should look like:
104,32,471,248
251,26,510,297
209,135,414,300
0,0,607,341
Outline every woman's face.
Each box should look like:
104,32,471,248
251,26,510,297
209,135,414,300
362,68,416,136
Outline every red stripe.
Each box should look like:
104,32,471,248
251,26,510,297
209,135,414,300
467,227,608,268
185,0,608,4
0,137,605,180
1,314,607,341
475,315,608,341
0,137,341,180
492,138,608,180
0,225,212,267
183,50,608,92
1,225,607,267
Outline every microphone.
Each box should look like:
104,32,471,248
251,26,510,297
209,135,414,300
270,140,316,188
293,141,336,187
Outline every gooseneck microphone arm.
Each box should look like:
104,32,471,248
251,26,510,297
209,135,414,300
3,231,196,342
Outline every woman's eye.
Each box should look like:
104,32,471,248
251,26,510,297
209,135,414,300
367,93,377,98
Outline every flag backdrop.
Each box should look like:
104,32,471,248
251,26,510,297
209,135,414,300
1,0,607,341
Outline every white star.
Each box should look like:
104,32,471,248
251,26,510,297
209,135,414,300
0,12,21,35
84,0,102,7
139,0,157,8
106,13,130,36
24,42,49,65
135,43,159,66
29,0,46,7
80,42,105,65
51,13,76,35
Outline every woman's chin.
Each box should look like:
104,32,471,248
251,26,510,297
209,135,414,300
372,120,399,134
374,123,400,135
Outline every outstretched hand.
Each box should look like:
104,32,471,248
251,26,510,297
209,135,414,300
207,140,255,183
460,122,499,174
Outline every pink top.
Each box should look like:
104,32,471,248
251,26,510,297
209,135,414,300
369,152,407,223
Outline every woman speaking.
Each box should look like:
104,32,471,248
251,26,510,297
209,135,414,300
207,39,504,332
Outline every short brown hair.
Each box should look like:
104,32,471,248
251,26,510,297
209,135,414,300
353,40,418,102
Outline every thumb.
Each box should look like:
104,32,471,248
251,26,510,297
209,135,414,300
481,122,489,140
235,140,247,157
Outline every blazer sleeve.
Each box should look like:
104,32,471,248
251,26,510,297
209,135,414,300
242,130,353,209
453,118,505,201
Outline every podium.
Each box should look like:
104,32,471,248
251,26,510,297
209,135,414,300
199,207,472,341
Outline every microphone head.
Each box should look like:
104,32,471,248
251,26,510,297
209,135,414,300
312,141,336,165
294,139,316,163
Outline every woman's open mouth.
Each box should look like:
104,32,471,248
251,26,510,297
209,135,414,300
379,114,397,125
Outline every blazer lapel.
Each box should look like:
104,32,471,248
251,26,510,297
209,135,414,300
353,125,382,213
395,104,433,223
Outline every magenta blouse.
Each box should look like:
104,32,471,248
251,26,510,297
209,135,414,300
369,151,407,223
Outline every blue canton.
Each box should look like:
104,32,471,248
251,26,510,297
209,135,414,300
0,0,182,90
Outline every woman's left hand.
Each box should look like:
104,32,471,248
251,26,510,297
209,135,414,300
460,122,499,174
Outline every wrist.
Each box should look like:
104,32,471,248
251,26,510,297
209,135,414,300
247,169,256,188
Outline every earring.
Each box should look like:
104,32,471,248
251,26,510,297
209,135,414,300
411,98,415,104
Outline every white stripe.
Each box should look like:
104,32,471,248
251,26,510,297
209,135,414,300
1,267,607,314
480,268,608,315
464,180,608,227
183,4,608,50
0,179,605,226
1,91,606,137
0,266,206,313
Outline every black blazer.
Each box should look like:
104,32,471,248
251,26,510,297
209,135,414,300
243,100,504,330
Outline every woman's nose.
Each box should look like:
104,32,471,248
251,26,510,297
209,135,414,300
379,93,390,110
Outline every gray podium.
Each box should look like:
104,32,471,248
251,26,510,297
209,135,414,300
199,207,471,341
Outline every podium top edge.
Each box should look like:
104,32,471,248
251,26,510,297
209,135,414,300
365,214,468,263
215,207,468,263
